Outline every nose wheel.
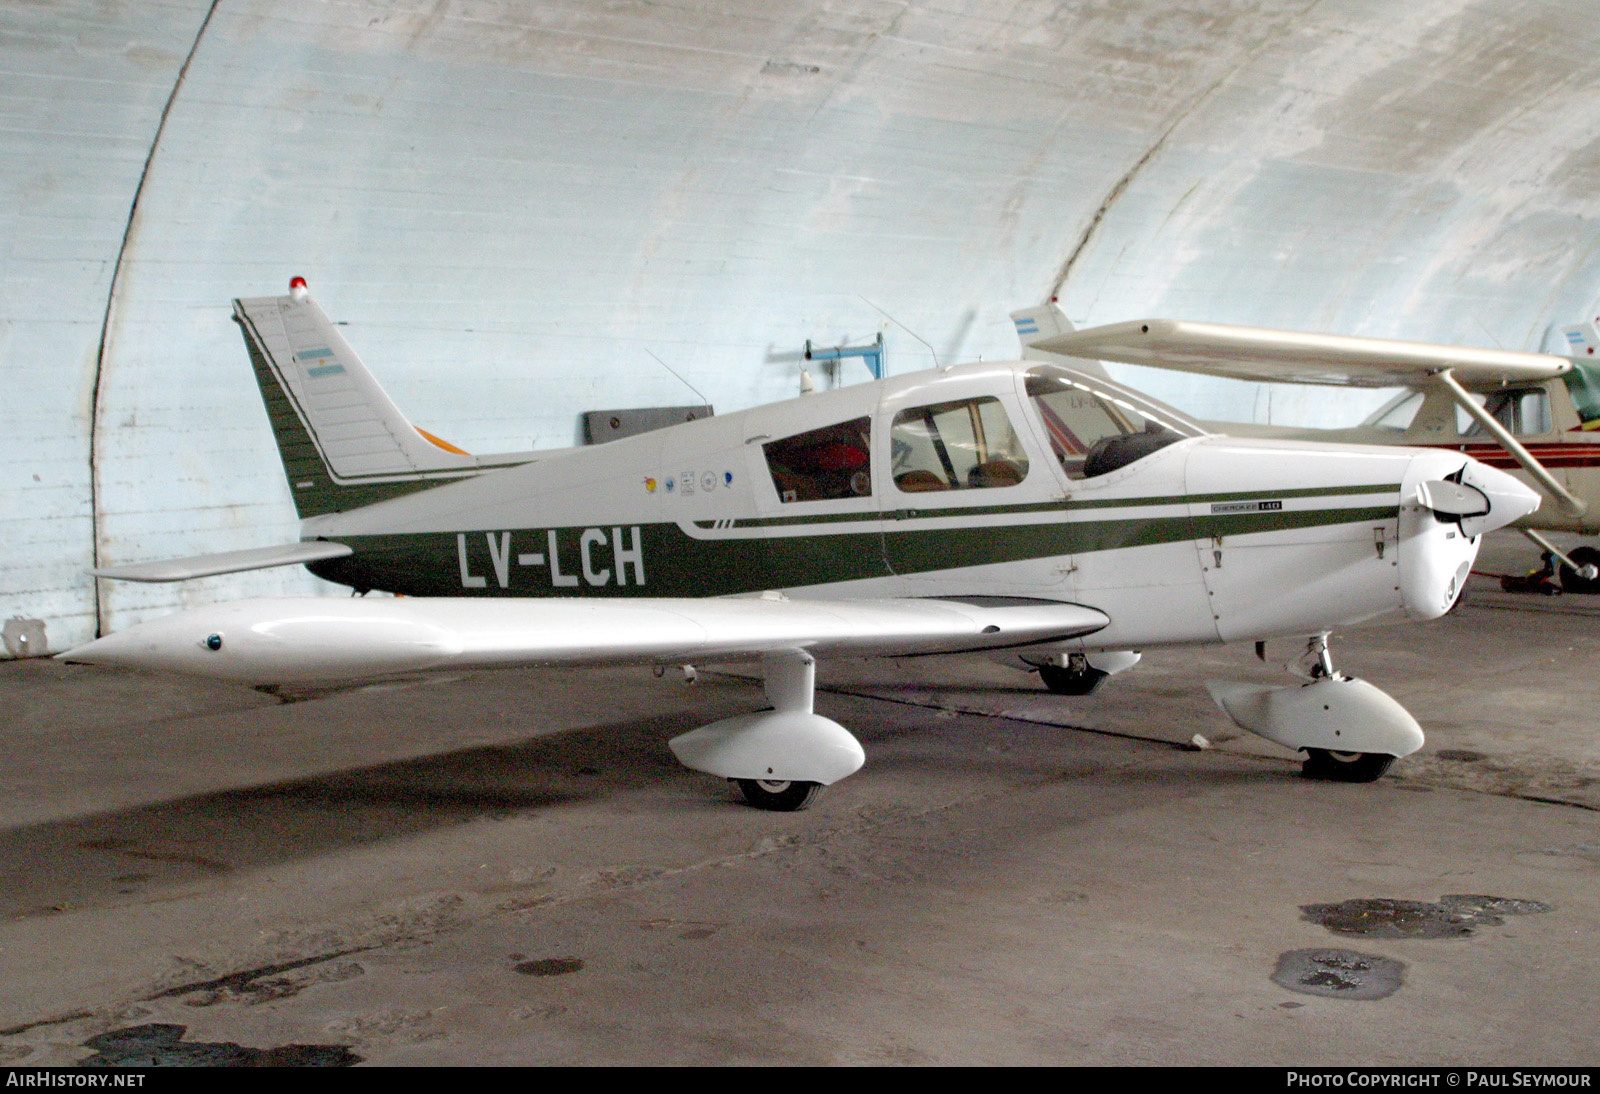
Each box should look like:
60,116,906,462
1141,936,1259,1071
735,778,822,812
1301,748,1395,782
1559,546,1600,595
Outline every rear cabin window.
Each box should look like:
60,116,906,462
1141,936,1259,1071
1363,390,1423,431
1457,388,1551,437
1025,366,1192,479
889,397,1030,493
763,416,872,503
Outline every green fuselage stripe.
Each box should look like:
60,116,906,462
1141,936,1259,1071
311,497,1400,598
698,482,1400,529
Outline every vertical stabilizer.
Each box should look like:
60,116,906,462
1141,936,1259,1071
234,280,482,518
1010,302,1075,348
1550,318,1600,359
1010,302,1108,376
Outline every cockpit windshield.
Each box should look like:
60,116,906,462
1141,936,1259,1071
1024,364,1204,479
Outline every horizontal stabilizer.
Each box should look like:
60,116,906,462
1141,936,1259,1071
59,596,1110,684
92,542,353,583
1040,319,1571,390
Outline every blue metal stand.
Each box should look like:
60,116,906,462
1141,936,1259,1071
805,333,885,382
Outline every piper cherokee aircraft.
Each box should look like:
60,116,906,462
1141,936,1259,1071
61,280,1539,810
1009,306,1600,593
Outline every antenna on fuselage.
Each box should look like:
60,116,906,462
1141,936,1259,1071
859,296,937,370
645,349,709,406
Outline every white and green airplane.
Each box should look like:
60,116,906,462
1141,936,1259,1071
62,280,1539,810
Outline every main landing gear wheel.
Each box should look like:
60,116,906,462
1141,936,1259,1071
1037,662,1109,696
736,778,822,812
1559,546,1600,595
1301,748,1395,783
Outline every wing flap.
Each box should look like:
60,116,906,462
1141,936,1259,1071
58,596,1110,685
1038,319,1571,389
91,542,354,582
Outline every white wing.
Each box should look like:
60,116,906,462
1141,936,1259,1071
58,596,1110,686
1039,319,1571,390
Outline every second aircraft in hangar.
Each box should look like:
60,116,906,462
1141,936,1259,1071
64,280,1539,809
1014,306,1600,592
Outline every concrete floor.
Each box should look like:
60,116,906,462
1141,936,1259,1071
2,560,1598,1065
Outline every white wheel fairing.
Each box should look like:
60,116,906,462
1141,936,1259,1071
1207,676,1425,759
669,710,865,785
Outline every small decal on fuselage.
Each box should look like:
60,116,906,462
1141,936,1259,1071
1211,499,1283,514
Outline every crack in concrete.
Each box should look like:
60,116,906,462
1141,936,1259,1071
86,1,221,638
1048,0,1327,304
145,947,374,1002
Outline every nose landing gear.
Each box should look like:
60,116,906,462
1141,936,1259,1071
1293,636,1401,783
1209,635,1423,783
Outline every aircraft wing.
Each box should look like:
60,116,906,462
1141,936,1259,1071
59,595,1110,686
1037,319,1571,390
91,541,353,582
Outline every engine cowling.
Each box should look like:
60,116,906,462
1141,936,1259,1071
1399,452,1540,621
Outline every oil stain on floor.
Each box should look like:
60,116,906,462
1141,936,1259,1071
79,1024,359,1067
1272,949,1406,1000
1301,895,1552,939
513,956,584,976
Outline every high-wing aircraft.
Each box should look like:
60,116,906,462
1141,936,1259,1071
61,281,1539,810
1013,308,1600,593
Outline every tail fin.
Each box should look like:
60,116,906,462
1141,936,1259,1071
1010,302,1075,351
1010,301,1108,376
1549,317,1600,359
234,279,483,518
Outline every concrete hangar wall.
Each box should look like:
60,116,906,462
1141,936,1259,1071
7,0,1600,654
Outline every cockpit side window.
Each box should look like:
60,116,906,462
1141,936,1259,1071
763,416,872,503
889,397,1030,493
1024,366,1195,479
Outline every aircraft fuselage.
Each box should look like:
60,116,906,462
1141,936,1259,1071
301,359,1508,652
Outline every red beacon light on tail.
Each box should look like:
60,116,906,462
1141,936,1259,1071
289,276,308,300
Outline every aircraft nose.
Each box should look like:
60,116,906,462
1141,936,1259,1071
1408,455,1540,538
1457,458,1541,537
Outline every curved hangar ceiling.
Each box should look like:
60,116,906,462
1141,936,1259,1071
5,0,1600,650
